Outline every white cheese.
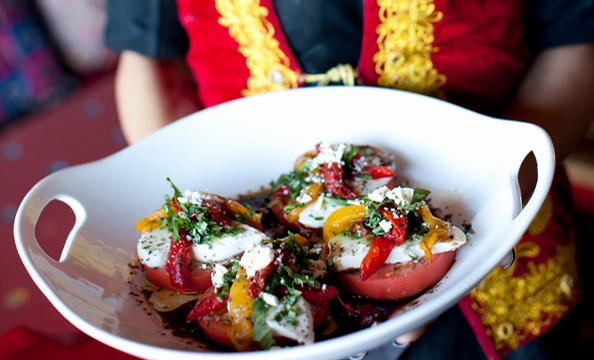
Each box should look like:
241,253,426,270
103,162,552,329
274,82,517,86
298,194,345,229
177,190,211,205
367,186,414,205
328,225,467,271
310,141,347,168
192,223,269,263
265,296,314,345
239,243,275,278
137,228,171,268
261,292,279,307
211,263,229,288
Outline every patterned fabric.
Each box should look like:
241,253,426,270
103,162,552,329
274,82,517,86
458,169,581,359
176,0,530,115
0,0,77,126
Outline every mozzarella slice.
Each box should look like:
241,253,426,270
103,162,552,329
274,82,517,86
298,194,345,229
265,296,315,345
192,223,269,263
138,222,269,268
137,228,171,268
328,225,467,271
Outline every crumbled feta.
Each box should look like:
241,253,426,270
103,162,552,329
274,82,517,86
211,263,229,289
379,219,393,233
367,186,414,205
311,142,347,168
260,292,279,307
239,244,275,278
177,190,210,205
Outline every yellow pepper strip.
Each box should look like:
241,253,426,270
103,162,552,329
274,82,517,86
291,233,310,246
224,199,263,230
228,270,255,351
134,208,167,233
293,150,317,170
323,204,366,244
418,204,451,261
286,182,323,223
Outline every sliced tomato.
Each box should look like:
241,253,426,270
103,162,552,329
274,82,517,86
198,306,234,349
269,185,316,233
143,264,212,293
334,251,456,300
196,295,331,349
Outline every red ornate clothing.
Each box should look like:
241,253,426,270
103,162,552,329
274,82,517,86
174,1,581,358
176,0,531,114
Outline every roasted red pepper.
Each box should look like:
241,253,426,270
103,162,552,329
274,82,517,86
165,231,193,292
359,206,407,280
187,287,227,321
319,162,358,199
367,165,395,179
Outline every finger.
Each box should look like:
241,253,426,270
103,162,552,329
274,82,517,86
393,324,428,346
498,248,516,269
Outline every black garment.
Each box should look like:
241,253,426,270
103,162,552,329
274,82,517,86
524,0,594,54
104,0,594,68
104,0,189,58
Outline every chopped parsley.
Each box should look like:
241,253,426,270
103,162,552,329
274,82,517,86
159,178,243,244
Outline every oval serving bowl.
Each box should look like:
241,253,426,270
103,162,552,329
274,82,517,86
14,86,554,360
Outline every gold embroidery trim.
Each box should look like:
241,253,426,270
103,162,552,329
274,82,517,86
469,195,580,353
215,0,299,96
374,0,446,98
302,64,358,86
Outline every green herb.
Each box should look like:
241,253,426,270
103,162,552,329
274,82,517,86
248,235,319,349
270,170,310,200
252,297,275,349
159,178,243,244
214,261,240,301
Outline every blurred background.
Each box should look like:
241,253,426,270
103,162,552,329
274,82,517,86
0,0,593,357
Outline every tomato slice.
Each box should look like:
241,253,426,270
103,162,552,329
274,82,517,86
196,296,331,349
143,264,212,294
334,251,456,300
198,306,234,349
269,185,316,233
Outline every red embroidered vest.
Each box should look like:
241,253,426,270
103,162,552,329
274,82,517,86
176,0,530,115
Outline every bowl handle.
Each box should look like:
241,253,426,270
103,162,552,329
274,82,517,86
14,169,87,266
507,121,556,259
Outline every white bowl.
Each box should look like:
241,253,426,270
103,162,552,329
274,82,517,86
14,86,554,360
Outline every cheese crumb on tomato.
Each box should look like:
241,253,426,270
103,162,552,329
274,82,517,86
192,223,269,263
239,243,275,278
137,228,171,268
261,292,279,307
328,225,467,271
177,189,211,205
366,186,414,205
265,296,314,345
310,141,347,168
211,263,229,288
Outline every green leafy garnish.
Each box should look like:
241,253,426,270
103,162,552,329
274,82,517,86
159,178,243,244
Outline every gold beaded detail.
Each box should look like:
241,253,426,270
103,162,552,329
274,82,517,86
469,194,579,353
215,0,299,96
374,0,446,98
